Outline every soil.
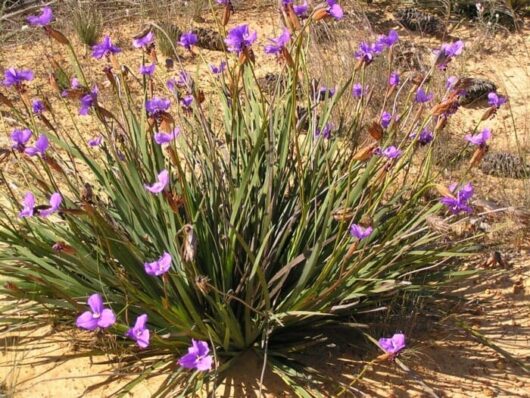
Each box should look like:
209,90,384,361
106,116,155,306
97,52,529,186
0,2,529,397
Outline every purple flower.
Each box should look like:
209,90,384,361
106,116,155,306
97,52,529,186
435,40,464,69
318,86,336,100
326,0,343,20
389,71,399,87
217,0,231,4
71,77,81,89
79,86,98,116
154,128,180,145
181,95,193,109
355,42,375,64
352,83,364,98
178,339,213,371
315,123,333,139
440,182,473,214
145,169,169,194
177,71,192,87
11,128,33,151
25,134,49,157
209,61,227,75
377,29,399,48
146,97,171,117
27,6,53,27
126,314,150,348
264,28,291,55
179,31,198,51
92,35,121,59
378,333,405,355
76,293,116,330
88,136,103,147
32,99,45,114
378,145,401,159
19,192,35,218
350,224,372,240
487,92,507,109
3,68,34,87
139,63,156,76
39,193,62,218
446,76,458,89
144,251,172,276
380,112,392,129
410,129,434,146
415,88,433,104
225,24,257,55
293,1,309,18
133,31,154,48
465,128,491,146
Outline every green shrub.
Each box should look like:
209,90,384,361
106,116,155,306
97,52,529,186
0,4,487,396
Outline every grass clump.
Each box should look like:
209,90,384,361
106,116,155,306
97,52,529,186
0,3,494,396
70,3,103,47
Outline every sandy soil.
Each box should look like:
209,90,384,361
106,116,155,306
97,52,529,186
0,2,529,397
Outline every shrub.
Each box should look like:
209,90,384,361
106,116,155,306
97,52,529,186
0,3,496,396
155,22,182,58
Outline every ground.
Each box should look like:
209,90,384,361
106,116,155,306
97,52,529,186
0,1,529,397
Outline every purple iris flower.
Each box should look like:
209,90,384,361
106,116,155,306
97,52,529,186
352,83,364,98
79,86,98,116
39,193,62,217
133,31,154,48
446,76,458,89
146,97,171,117
435,40,464,69
488,92,507,109
209,61,227,75
354,42,375,64
27,6,53,27
126,314,150,348
415,88,433,104
76,293,116,330
410,129,434,145
92,35,121,59
378,145,401,159
88,136,103,147
389,71,399,87
139,63,156,76
3,68,34,87
178,339,213,371
318,86,336,100
326,0,343,20
154,128,180,145
11,128,33,151
380,112,392,129
264,28,291,55
145,169,169,194
465,128,491,146
315,123,333,139
377,29,399,48
144,251,172,276
378,333,405,355
179,31,198,51
440,182,473,214
71,77,81,89
350,224,372,240
176,71,192,87
181,95,193,109
293,1,309,18
25,134,49,157
32,99,45,114
19,192,35,218
225,24,257,55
